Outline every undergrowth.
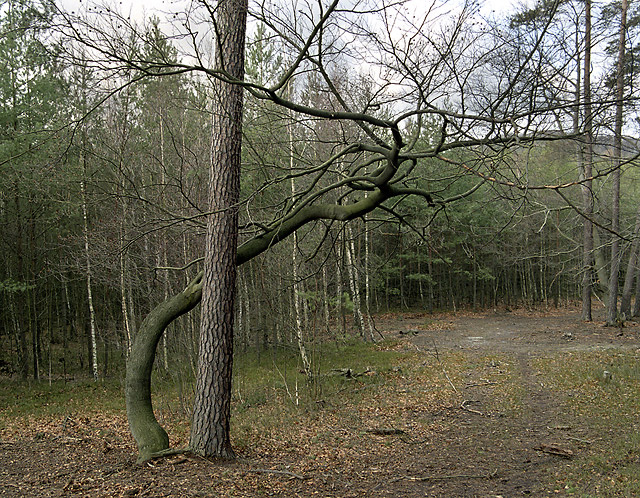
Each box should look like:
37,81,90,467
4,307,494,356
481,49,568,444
0,338,415,445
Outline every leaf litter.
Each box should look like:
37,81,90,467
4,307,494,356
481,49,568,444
1,304,639,497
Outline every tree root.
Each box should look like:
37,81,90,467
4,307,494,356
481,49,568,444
141,447,192,464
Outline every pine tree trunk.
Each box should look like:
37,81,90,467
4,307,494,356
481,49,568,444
633,265,640,316
593,227,609,299
581,0,594,320
620,207,640,318
606,0,628,325
189,0,247,459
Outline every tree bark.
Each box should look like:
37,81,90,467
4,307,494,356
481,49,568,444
81,175,99,382
620,206,640,318
606,0,628,325
189,0,247,459
580,0,593,321
363,215,375,341
346,224,366,338
593,227,609,298
634,263,640,317
289,93,311,376
126,272,203,463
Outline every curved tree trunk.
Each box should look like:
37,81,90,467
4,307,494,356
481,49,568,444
124,186,400,461
126,272,203,463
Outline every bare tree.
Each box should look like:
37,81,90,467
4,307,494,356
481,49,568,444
57,0,606,461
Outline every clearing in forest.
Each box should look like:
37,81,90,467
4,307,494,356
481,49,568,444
1,304,639,497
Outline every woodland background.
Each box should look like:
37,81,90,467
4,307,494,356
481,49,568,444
1,0,640,384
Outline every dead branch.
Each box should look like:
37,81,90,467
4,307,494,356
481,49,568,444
329,367,375,378
460,399,487,416
143,448,191,466
415,343,459,394
245,469,310,480
566,436,594,444
397,469,498,481
399,329,421,335
465,380,498,388
366,428,405,435
399,436,430,445
534,443,574,458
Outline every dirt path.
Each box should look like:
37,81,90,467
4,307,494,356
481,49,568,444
372,306,640,496
384,306,637,353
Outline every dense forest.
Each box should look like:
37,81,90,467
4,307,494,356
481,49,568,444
2,0,640,458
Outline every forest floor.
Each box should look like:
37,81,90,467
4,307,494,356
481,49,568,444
1,303,640,497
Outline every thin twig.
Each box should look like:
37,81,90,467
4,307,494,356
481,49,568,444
465,380,498,388
399,436,430,445
415,343,459,394
396,469,498,482
566,436,594,444
366,428,405,435
273,359,297,406
460,399,486,416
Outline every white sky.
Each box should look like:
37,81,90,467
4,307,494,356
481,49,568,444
60,0,530,23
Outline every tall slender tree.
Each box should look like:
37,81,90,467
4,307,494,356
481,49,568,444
606,0,629,326
189,0,247,459
582,0,594,321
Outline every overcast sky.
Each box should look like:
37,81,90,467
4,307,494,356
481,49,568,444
59,0,530,23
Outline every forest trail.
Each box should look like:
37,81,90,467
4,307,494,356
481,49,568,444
371,305,640,496
385,305,637,353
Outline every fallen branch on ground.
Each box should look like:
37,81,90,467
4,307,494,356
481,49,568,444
415,343,459,394
566,436,593,444
245,469,309,480
465,379,498,388
399,329,421,335
329,367,375,378
143,447,191,466
399,436,430,445
534,443,574,458
366,428,405,435
460,399,487,416
395,469,498,482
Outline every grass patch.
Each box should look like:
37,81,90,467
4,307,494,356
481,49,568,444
0,378,124,421
0,338,421,446
230,339,411,450
535,351,640,497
